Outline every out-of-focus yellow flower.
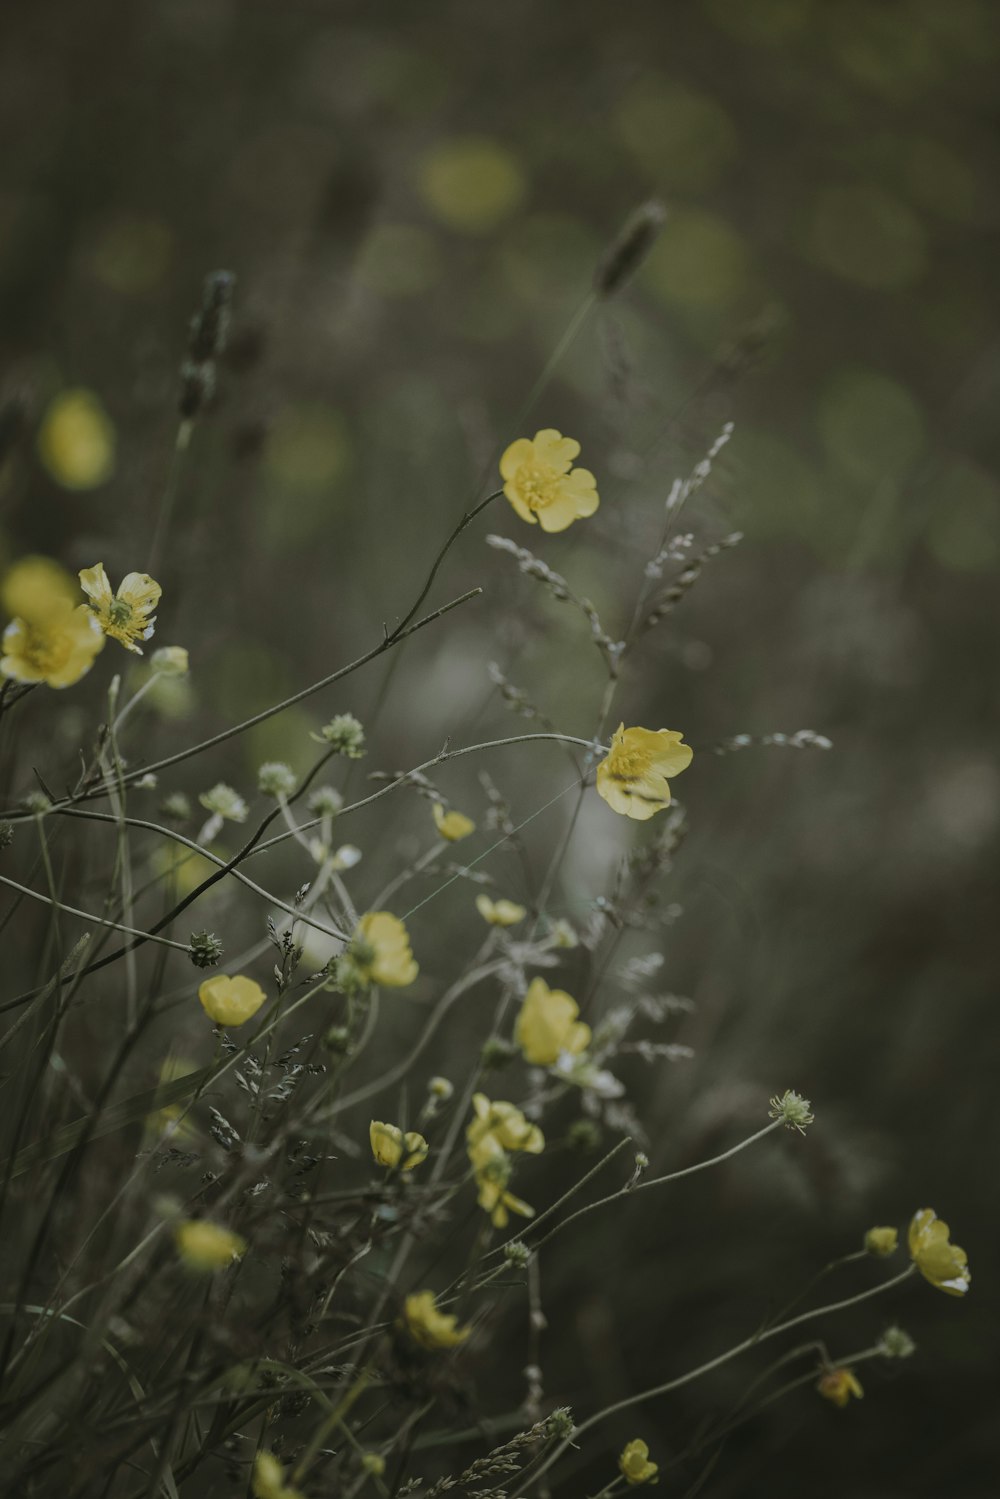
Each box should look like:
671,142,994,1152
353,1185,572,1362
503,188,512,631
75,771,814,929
596,724,692,820
146,1055,198,1139
476,894,527,927
432,802,475,841
403,1290,471,1350
79,563,160,654
198,974,267,1026
1,604,104,688
469,1137,535,1228
0,556,78,621
151,645,189,676
619,1439,659,1485
37,388,116,489
351,911,418,988
864,1225,899,1257
419,137,526,234
499,429,599,533
174,1219,246,1272
467,1093,544,1156
466,1094,544,1228
515,977,591,1066
370,1120,428,1170
816,1367,864,1408
252,1449,304,1499
908,1208,970,1296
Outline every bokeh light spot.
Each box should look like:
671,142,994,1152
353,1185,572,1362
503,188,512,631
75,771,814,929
614,77,737,189
819,368,924,484
418,138,527,234
807,183,928,289
37,389,116,490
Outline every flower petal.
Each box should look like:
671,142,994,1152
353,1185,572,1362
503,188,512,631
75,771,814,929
499,437,534,481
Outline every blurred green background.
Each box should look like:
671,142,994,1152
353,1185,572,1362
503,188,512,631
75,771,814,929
1,1,998,1495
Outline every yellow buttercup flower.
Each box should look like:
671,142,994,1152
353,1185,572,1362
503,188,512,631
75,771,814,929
515,977,591,1066
252,1452,304,1499
499,429,599,533
596,723,692,820
469,1137,535,1228
908,1208,970,1296
466,1094,543,1228
864,1225,899,1257
1,604,104,688
79,562,161,653
174,1219,246,1272
432,802,475,842
476,894,527,926
403,1290,471,1350
198,974,267,1026
37,388,116,489
351,911,418,988
467,1093,544,1156
816,1367,864,1408
619,1439,658,1485
370,1120,429,1171
0,556,79,621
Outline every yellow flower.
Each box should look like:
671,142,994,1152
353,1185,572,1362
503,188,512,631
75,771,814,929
37,388,116,489
252,1450,304,1499
466,1094,543,1228
198,974,267,1026
619,1439,659,1485
469,1138,535,1228
433,802,475,842
174,1219,246,1272
908,1208,970,1296
0,556,78,621
499,429,599,533
467,1093,544,1156
79,562,161,653
1,604,104,688
370,1120,429,1171
596,723,692,820
864,1226,899,1257
351,911,418,987
151,645,189,676
403,1290,471,1350
476,894,527,927
816,1367,864,1408
515,977,591,1066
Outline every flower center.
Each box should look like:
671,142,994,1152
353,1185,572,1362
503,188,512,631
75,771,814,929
109,598,134,626
608,745,650,781
516,461,559,511
21,624,72,675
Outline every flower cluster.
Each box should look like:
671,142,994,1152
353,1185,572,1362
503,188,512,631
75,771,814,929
466,1093,544,1227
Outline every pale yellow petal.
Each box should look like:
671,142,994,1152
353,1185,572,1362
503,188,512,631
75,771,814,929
499,437,534,481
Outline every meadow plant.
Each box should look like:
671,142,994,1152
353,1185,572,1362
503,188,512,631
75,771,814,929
0,232,970,1497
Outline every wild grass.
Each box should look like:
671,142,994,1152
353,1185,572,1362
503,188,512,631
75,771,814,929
0,226,966,1498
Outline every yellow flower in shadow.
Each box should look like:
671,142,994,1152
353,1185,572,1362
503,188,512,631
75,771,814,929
403,1290,471,1350
370,1120,428,1170
37,389,116,489
79,562,160,654
620,1439,659,1485
432,802,475,841
817,1367,864,1408
499,429,599,533
596,723,692,819
174,1219,246,1272
908,1208,970,1296
515,977,591,1066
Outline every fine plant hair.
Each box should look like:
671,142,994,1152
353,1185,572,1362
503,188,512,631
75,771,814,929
0,231,956,1499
